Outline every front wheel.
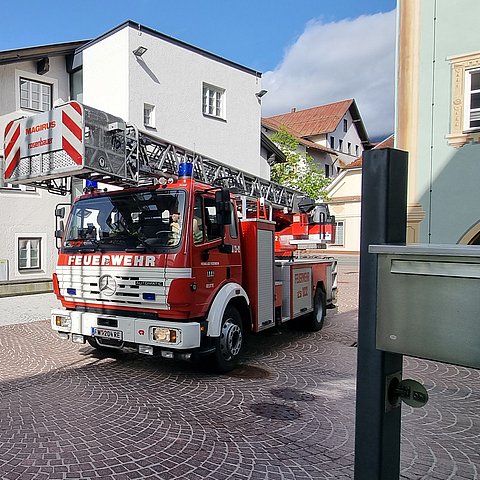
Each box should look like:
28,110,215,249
306,288,326,332
211,306,244,373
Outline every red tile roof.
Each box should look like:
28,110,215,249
263,99,354,137
343,134,394,169
262,120,337,155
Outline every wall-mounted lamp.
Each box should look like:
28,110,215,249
133,46,148,57
255,89,268,99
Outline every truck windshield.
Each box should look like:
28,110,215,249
63,190,186,252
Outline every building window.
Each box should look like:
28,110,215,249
348,142,352,154
203,83,225,119
18,238,41,270
343,119,348,132
193,195,224,244
464,69,480,130
333,221,344,246
70,69,83,103
144,103,155,127
355,145,359,156
447,51,480,147
20,78,52,112
325,164,330,177
339,139,343,152
330,136,335,149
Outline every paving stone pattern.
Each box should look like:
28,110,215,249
0,265,478,479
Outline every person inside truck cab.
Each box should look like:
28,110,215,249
192,216,203,243
169,211,181,245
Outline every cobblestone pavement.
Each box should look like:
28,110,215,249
0,264,478,479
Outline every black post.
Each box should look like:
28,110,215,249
354,148,408,480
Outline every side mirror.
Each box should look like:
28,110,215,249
55,221,65,239
215,189,232,225
55,207,66,218
55,203,70,250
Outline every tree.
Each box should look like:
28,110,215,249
270,126,331,200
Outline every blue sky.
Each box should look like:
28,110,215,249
0,0,397,138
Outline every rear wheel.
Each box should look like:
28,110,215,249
306,288,326,331
211,306,244,373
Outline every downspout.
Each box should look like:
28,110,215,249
427,0,438,243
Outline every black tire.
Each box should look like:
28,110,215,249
211,306,244,373
306,287,326,332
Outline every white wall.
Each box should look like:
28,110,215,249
326,168,362,253
82,25,266,177
308,110,364,166
0,189,59,281
127,27,264,177
82,28,130,120
0,56,70,281
0,57,70,157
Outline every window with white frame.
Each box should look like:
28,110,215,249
18,238,41,270
339,139,343,152
144,103,155,127
330,136,335,149
343,119,348,132
446,52,480,147
202,83,225,119
333,221,344,246
20,78,52,112
464,69,480,131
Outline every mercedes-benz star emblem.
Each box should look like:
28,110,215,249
98,275,117,296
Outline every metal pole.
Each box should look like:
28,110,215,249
354,148,408,480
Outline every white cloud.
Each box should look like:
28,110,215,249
262,10,396,141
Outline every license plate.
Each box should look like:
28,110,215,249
92,327,123,340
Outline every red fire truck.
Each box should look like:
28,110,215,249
4,102,337,372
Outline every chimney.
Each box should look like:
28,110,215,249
291,107,296,113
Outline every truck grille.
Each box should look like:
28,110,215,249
56,266,191,310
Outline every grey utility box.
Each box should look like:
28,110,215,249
370,244,480,369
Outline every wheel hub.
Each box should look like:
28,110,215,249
220,319,243,359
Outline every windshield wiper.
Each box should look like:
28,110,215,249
134,235,154,252
125,246,147,253
65,239,101,252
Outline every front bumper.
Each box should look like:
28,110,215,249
51,309,201,350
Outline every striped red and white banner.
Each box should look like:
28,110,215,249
3,101,85,181
61,101,83,166
4,120,21,180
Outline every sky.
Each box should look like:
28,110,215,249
0,0,397,140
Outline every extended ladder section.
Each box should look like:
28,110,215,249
4,102,305,211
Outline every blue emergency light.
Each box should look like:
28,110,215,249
85,180,98,189
178,162,193,178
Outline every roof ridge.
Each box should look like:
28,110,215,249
264,99,353,120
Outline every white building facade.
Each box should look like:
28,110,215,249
78,22,267,177
0,43,84,289
0,21,267,291
262,99,370,179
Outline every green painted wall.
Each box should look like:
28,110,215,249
416,0,480,243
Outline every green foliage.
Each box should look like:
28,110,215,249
270,126,331,200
